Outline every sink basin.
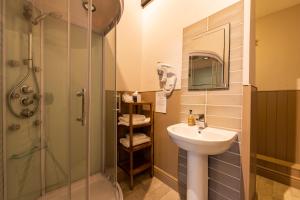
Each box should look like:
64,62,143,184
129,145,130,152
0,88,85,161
167,123,237,200
167,123,237,155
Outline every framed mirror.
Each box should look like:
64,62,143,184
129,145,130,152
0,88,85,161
188,24,230,90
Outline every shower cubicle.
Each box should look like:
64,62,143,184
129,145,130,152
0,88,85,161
0,0,123,199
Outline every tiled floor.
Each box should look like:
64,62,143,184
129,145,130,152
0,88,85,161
119,172,180,200
39,173,117,200
256,175,300,200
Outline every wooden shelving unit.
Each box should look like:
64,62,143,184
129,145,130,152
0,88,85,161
117,101,154,189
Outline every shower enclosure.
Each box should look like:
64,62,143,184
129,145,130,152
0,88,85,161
0,0,123,199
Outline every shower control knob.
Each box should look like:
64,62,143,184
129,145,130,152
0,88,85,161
7,60,21,67
8,124,21,131
21,97,34,106
11,92,20,99
21,109,34,118
21,85,34,94
33,120,42,126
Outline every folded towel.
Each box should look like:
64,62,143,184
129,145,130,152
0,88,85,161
120,137,151,148
118,116,145,123
122,114,146,121
126,133,147,140
118,118,151,126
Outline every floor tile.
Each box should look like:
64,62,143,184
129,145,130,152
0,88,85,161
256,175,300,200
119,171,179,200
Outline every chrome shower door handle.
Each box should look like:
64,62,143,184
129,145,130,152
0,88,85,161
76,88,86,126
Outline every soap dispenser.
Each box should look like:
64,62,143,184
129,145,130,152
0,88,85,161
188,110,195,126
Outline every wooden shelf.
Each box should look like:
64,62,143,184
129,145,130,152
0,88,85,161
118,122,152,128
117,100,154,189
118,159,152,176
118,141,152,152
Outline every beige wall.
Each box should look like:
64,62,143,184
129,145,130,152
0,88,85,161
116,0,142,91
141,91,181,179
256,5,300,91
140,0,240,91
116,0,240,92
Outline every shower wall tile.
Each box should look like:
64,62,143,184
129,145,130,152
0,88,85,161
180,2,244,200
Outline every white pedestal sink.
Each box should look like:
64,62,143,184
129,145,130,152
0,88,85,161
167,123,237,200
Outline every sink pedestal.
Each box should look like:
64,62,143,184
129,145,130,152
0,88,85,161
187,152,208,200
167,123,238,200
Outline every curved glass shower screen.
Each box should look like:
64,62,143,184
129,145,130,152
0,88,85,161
0,0,123,199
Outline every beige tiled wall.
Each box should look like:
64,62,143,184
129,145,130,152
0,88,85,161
180,2,244,200
181,3,244,131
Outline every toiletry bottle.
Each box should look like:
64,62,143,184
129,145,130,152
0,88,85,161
188,110,195,126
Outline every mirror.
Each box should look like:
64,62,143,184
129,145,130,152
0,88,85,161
188,24,230,90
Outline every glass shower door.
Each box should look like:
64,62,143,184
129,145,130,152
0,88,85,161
41,0,71,198
69,1,94,200
69,1,91,198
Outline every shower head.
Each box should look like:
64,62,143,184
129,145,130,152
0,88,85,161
32,12,62,25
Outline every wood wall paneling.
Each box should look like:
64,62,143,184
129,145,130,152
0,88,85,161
256,90,300,188
276,91,288,161
266,92,277,158
287,91,297,162
256,91,299,163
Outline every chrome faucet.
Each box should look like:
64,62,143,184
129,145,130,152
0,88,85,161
195,114,207,132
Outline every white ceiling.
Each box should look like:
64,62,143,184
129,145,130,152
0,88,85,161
256,0,300,19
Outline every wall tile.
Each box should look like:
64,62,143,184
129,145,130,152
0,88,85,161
181,104,205,115
209,189,230,200
206,106,242,119
208,2,243,29
230,70,243,83
207,94,242,106
209,157,241,179
207,83,243,95
211,151,241,167
230,46,243,60
209,179,241,200
183,18,208,45
209,168,241,191
230,58,243,71
181,95,206,105
228,141,241,154
180,2,243,199
207,115,242,130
